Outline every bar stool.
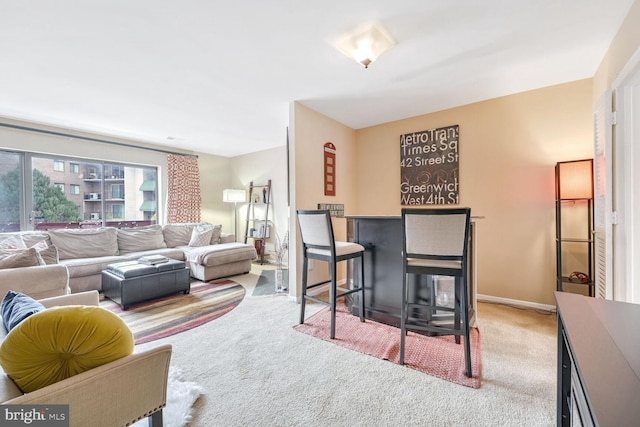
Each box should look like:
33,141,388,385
296,209,365,339
399,207,472,377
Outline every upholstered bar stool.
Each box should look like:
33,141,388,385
399,207,472,377
296,209,365,339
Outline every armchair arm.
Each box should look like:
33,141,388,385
219,233,235,244
5,344,172,427
0,264,69,301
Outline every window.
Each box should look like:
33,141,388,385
0,150,158,230
112,204,124,219
0,152,22,232
111,184,124,199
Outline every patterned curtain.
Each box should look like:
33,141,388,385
167,154,201,223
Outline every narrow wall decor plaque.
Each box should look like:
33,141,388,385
324,142,336,196
400,125,459,205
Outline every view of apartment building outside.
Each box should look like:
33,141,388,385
0,150,157,231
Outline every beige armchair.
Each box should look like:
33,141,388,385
0,290,172,427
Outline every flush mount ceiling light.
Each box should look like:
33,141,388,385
335,22,395,68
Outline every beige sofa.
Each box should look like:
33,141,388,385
0,276,172,427
0,223,257,293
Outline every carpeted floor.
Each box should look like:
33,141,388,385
135,265,558,426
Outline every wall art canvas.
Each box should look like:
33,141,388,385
400,125,459,205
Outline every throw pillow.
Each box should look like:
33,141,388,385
29,240,48,251
209,224,223,245
0,291,46,332
0,248,45,270
37,245,59,265
189,224,214,247
0,305,134,393
28,240,59,265
0,235,27,250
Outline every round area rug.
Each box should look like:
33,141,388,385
101,279,245,344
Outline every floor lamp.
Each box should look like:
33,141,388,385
223,189,247,242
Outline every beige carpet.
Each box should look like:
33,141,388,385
135,265,558,426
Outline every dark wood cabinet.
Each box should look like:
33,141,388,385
555,292,640,426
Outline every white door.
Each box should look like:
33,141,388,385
610,48,640,303
593,92,613,299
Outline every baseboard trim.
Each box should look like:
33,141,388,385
477,294,556,313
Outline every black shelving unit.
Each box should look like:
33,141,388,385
244,180,271,265
555,160,594,297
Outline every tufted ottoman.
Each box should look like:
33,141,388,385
101,259,190,309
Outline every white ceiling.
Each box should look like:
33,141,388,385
0,1,634,157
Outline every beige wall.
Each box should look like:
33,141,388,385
354,80,593,306
198,153,234,232
229,146,289,259
291,102,358,297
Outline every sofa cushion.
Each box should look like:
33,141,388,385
1,291,46,332
120,248,185,262
59,255,128,278
0,305,134,393
183,242,257,267
19,232,53,248
163,223,199,248
117,225,167,254
49,228,119,260
0,248,44,270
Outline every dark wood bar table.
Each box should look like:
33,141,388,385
345,215,478,328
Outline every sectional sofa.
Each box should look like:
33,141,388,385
0,223,258,294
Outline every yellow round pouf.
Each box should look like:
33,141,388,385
0,305,134,393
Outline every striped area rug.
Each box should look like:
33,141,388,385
294,304,481,388
101,279,245,345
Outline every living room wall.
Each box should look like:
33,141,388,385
290,103,358,297
291,79,593,307
228,145,289,262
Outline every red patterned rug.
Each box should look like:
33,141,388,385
102,279,245,345
294,305,481,388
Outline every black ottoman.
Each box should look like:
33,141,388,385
102,259,190,309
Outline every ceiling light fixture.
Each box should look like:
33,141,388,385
335,23,395,69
